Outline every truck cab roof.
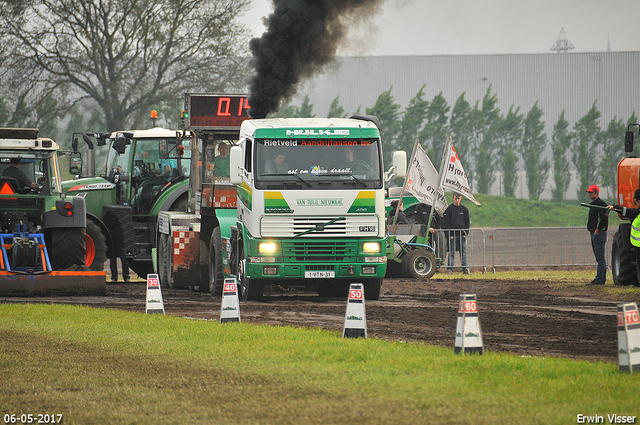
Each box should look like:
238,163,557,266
109,127,193,139
240,117,381,140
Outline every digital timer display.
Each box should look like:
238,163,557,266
186,94,251,129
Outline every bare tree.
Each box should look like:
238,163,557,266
0,0,251,130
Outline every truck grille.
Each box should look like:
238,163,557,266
261,215,379,237
283,240,358,262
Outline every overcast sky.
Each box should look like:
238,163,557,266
240,0,640,56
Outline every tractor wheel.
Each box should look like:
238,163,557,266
238,246,263,301
208,227,224,295
401,249,437,279
612,228,638,286
85,220,107,271
49,228,86,270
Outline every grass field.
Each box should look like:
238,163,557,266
1,299,639,424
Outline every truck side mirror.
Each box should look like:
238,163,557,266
393,150,407,178
229,145,243,185
625,130,634,153
69,152,83,176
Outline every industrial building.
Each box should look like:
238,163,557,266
289,51,640,199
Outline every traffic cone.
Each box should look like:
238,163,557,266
454,293,484,354
343,283,367,338
145,274,165,315
617,302,640,373
220,278,241,323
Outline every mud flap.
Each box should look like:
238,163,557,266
172,230,201,288
0,271,107,296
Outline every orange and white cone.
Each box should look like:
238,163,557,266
617,302,640,373
343,283,367,339
454,293,484,354
220,278,241,323
145,274,165,315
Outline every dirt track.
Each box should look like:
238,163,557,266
2,272,638,363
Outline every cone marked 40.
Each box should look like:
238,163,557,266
220,277,241,323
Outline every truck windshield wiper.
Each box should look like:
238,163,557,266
262,173,311,187
325,172,367,187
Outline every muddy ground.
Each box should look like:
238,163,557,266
3,271,639,363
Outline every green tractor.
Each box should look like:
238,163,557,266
385,188,445,279
62,127,194,279
0,128,105,295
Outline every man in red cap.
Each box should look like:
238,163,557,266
586,184,609,285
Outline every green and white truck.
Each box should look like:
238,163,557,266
157,100,406,300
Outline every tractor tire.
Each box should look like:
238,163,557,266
208,227,224,295
49,228,86,270
612,228,638,286
85,220,107,271
401,249,437,279
238,246,263,301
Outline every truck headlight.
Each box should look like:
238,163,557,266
258,242,278,254
362,242,381,254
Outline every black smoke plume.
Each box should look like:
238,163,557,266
248,0,384,119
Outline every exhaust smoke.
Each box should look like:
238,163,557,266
248,0,384,119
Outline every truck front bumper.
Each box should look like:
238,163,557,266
245,258,387,281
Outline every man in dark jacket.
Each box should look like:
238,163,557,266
443,193,470,274
2,158,40,192
586,184,609,285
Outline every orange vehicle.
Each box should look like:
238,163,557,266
611,124,640,286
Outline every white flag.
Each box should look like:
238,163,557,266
440,139,481,206
405,144,448,214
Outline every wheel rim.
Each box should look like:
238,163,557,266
86,234,95,267
413,255,431,276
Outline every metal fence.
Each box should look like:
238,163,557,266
430,226,611,273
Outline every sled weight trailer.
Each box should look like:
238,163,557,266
0,128,106,295
157,94,408,300
611,123,640,287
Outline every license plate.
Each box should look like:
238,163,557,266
305,271,335,278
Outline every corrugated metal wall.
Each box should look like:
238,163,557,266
288,52,640,199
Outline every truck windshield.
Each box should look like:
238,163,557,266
254,138,382,190
105,137,191,179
